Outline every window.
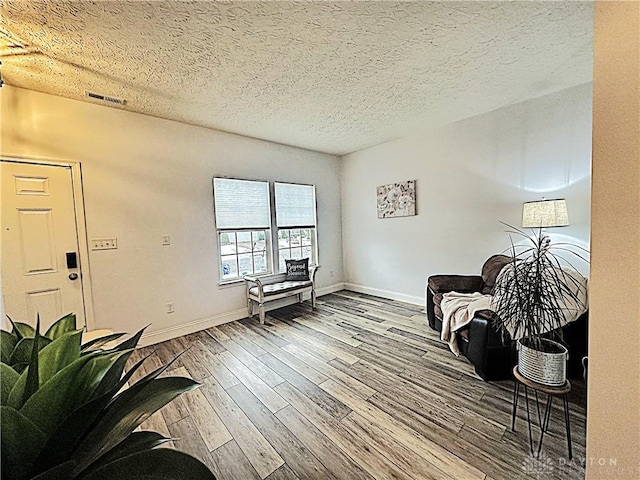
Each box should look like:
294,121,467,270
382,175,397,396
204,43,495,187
213,178,318,283
213,178,271,282
274,182,317,272
219,230,269,280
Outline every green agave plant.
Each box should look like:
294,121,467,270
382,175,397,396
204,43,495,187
1,314,216,480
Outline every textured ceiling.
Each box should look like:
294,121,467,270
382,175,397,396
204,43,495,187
0,1,593,156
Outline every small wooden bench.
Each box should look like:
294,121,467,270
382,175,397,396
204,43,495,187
244,266,319,324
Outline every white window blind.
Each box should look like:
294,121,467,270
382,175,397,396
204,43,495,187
275,182,316,227
213,178,270,229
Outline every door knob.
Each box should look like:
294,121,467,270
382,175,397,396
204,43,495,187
69,273,79,280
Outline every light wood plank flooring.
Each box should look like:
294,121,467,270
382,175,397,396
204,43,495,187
128,291,587,480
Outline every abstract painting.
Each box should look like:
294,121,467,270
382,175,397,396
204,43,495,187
376,180,416,218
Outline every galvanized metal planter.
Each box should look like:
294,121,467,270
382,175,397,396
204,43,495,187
517,338,568,386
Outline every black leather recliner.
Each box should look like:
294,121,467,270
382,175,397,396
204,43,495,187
426,254,588,381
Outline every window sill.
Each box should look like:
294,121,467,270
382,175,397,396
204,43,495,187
217,279,245,288
218,271,276,288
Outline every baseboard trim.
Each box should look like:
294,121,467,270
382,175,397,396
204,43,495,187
140,308,247,347
140,284,346,346
317,282,346,296
343,283,424,306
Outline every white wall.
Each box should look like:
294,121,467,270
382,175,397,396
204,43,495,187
341,84,592,304
1,86,343,343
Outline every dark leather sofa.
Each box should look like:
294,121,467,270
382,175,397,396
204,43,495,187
426,254,588,381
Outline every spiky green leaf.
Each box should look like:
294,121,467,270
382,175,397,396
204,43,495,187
81,332,126,353
38,330,83,386
1,362,20,405
11,320,36,339
77,448,215,480
14,322,36,338
30,363,139,478
12,362,29,374
76,352,128,399
90,348,140,400
44,313,77,340
82,431,172,474
1,330,18,363
9,336,52,367
71,376,199,475
0,406,47,480
18,353,118,434
23,320,42,406
30,461,78,480
102,326,147,354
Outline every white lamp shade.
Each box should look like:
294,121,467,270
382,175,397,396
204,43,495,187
522,199,569,228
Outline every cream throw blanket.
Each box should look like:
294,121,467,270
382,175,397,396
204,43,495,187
440,292,493,355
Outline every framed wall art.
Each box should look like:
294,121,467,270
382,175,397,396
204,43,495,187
376,180,416,218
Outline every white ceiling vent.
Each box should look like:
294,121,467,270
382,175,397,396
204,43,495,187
85,91,126,105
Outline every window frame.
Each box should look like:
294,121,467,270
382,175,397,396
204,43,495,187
273,181,318,273
275,226,318,273
213,176,274,284
213,177,318,285
217,228,272,283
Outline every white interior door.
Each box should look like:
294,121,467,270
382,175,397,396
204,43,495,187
1,161,86,332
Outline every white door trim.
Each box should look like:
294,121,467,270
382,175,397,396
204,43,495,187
1,154,96,331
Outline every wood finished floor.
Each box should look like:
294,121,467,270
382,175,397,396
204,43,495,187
128,291,587,480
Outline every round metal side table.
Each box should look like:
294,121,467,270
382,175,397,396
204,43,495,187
511,366,572,460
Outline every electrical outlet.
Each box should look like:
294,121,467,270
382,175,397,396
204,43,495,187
166,302,175,314
330,270,334,277
161,234,171,246
91,238,118,250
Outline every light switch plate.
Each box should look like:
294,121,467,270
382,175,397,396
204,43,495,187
161,234,171,246
91,238,118,250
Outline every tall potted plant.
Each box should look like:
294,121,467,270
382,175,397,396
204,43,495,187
491,226,588,386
